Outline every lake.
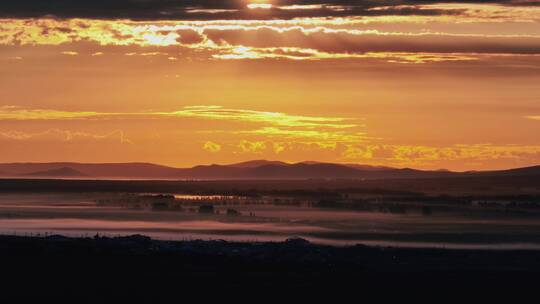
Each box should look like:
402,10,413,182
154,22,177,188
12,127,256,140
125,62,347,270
1,193,540,249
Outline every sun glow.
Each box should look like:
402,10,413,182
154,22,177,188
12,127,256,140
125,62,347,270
247,3,273,9
2,2,540,170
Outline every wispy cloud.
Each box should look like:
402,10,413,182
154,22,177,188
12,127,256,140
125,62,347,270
237,140,266,154
0,128,132,144
213,46,478,63
341,143,540,166
160,106,358,129
202,141,221,153
61,51,79,56
237,127,366,144
0,105,358,129
0,106,106,120
0,105,363,150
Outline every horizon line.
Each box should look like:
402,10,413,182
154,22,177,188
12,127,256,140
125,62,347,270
0,159,537,173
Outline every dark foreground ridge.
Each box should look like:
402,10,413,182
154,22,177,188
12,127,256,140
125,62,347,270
1,234,540,300
2,234,540,272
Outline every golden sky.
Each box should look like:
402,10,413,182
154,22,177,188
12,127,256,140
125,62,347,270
1,0,540,170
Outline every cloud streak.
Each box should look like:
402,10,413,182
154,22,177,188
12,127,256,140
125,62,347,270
162,106,358,129
0,105,359,129
0,106,106,120
0,105,365,152
2,17,540,64
0,128,132,144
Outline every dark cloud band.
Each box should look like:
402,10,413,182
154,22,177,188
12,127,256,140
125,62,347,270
0,0,538,20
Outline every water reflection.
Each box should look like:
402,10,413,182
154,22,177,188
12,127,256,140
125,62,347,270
1,193,540,249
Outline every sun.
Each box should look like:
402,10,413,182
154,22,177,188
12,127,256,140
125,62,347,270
247,0,273,9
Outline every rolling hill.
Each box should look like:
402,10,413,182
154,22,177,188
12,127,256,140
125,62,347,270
21,167,87,178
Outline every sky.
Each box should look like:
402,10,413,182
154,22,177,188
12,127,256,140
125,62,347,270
0,0,539,171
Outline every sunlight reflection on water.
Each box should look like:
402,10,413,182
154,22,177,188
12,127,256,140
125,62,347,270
2,193,540,249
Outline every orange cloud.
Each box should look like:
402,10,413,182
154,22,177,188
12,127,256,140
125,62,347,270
203,141,222,153
61,51,79,56
212,46,478,63
341,144,540,167
237,140,266,154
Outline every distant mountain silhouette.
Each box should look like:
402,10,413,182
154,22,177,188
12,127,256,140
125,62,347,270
298,161,394,171
227,160,289,168
0,162,179,179
472,165,540,177
0,161,539,180
343,164,394,171
178,163,362,179
21,167,87,178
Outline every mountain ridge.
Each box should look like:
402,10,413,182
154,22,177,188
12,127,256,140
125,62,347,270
0,161,538,180
21,167,88,178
